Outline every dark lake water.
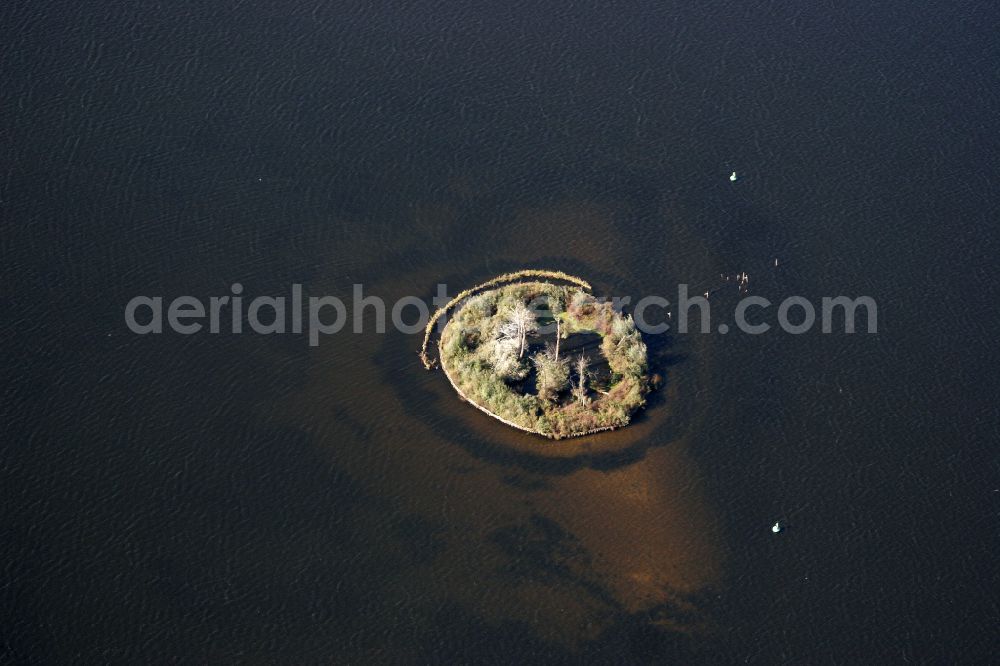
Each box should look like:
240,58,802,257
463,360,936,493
3,0,998,662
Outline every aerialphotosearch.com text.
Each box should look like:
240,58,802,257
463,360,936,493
124,283,877,346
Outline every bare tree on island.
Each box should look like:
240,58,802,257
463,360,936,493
489,335,522,380
572,353,590,405
499,302,538,359
554,316,561,361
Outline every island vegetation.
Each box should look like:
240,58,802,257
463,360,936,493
425,273,650,439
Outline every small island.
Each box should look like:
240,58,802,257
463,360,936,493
422,271,650,439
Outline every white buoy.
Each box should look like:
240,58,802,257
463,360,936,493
771,521,782,533
729,171,738,181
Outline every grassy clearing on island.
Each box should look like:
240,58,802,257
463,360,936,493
438,281,649,439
